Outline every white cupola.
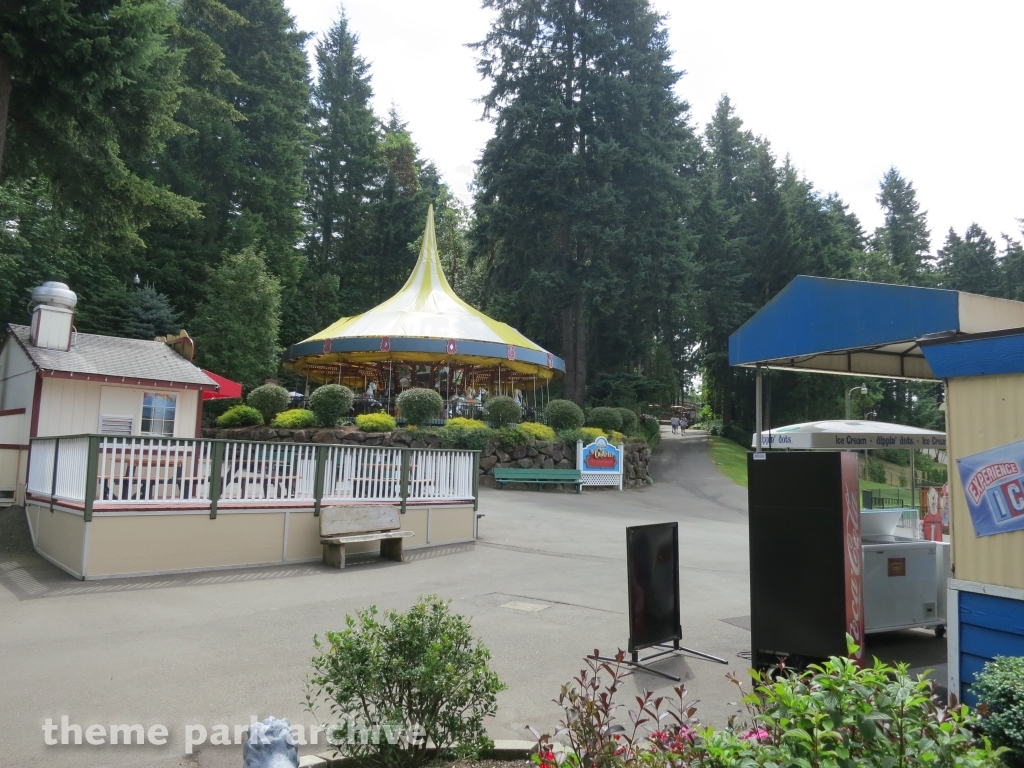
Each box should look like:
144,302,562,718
30,282,78,351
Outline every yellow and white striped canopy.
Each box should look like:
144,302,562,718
282,205,564,382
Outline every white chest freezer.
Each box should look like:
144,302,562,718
862,537,950,634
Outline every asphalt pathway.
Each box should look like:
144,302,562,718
0,428,943,767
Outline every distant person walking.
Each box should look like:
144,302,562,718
681,416,688,433
670,415,679,434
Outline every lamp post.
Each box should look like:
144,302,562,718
845,383,868,419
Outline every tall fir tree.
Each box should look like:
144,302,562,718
473,0,696,403
937,223,1001,296
141,0,310,343
304,10,379,280
870,167,931,285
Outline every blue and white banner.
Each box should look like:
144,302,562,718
957,439,1024,537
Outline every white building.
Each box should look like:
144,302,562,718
0,282,215,505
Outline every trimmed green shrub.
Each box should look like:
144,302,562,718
270,408,316,429
974,656,1024,766
247,384,290,424
445,417,488,430
217,404,263,428
397,388,443,427
518,421,555,441
556,427,586,446
614,407,639,436
203,397,242,424
545,399,584,430
483,395,521,427
585,406,622,433
355,412,397,432
867,459,887,483
307,596,505,766
438,425,494,451
581,426,605,442
309,384,354,427
495,425,529,451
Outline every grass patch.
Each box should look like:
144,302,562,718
708,437,918,503
707,436,750,487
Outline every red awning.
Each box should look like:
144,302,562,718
202,369,242,400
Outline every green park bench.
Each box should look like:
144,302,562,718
492,467,583,493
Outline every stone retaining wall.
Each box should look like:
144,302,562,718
200,427,653,489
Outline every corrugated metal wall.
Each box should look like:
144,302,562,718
958,590,1024,705
948,374,1024,589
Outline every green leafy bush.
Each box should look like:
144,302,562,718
216,404,264,428
581,426,606,442
355,412,397,432
974,656,1024,766
309,384,354,427
397,388,443,427
483,395,521,427
519,421,555,441
638,414,660,448
437,425,494,451
530,647,1003,768
495,425,529,451
270,408,316,429
203,397,242,424
307,596,505,767
614,407,639,436
445,417,488,430
545,399,584,430
586,406,622,433
247,384,290,424
867,458,887,483
556,427,586,446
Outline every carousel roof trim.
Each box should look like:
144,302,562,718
282,205,564,378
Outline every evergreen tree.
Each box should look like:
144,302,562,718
473,0,695,403
1001,230,1024,302
937,223,1001,296
140,0,310,334
870,167,931,285
128,285,181,340
304,9,379,278
0,0,197,253
192,247,282,387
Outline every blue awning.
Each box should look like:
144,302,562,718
728,276,1024,380
922,331,1024,378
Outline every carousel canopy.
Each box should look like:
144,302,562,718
282,206,565,384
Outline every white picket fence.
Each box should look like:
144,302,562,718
27,437,477,509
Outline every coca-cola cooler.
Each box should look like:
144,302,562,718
748,452,950,673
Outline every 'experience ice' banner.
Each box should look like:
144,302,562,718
956,438,1024,537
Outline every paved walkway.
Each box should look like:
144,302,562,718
0,428,943,767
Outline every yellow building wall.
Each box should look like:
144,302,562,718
28,502,86,578
947,373,1024,590
36,380,199,438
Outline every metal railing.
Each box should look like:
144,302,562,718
27,436,479,521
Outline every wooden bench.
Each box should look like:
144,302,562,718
493,468,582,493
319,504,413,569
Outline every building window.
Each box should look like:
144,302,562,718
141,392,176,437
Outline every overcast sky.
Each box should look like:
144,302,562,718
285,0,1024,252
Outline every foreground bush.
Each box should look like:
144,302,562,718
532,647,1003,768
270,408,316,429
483,395,521,427
614,407,639,435
309,384,354,427
397,388,443,427
545,399,584,430
356,412,396,432
975,656,1024,767
437,425,494,451
307,596,505,767
586,406,622,433
519,421,556,441
247,384,290,424
217,404,263,427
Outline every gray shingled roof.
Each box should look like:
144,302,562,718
8,325,216,388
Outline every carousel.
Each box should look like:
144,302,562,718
282,206,565,420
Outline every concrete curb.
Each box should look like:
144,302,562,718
299,739,536,767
